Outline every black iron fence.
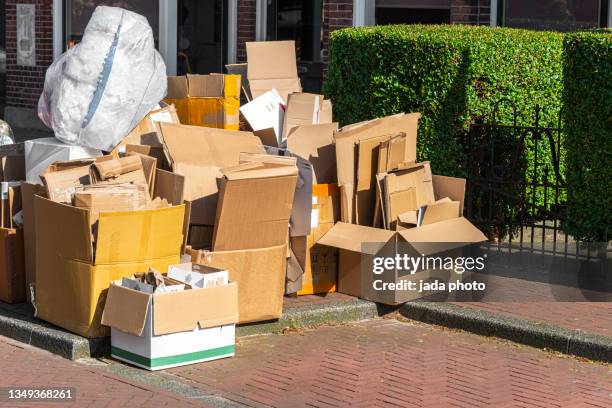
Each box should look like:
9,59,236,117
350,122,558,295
464,100,579,256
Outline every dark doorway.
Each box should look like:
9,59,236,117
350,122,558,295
0,0,6,118
177,0,227,75
266,0,324,93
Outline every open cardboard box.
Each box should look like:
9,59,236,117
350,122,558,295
334,113,420,226
34,195,185,338
102,265,238,371
246,41,302,103
40,154,156,206
156,122,264,228
150,151,289,324
317,175,486,304
164,74,241,130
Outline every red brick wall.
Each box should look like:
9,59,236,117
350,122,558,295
236,0,256,63
323,0,353,61
450,0,491,25
5,0,54,109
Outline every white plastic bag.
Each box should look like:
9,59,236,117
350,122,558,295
38,6,167,151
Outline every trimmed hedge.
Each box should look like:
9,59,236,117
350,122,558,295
323,25,564,178
563,31,611,241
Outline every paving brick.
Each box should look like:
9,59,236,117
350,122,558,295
455,301,612,337
0,336,203,407
164,319,611,407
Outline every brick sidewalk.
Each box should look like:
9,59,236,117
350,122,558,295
163,319,611,407
456,301,612,337
427,253,612,337
0,336,204,407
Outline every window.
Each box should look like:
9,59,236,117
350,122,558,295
64,1,159,49
375,0,451,25
499,0,608,31
266,0,324,93
266,0,323,63
176,0,226,75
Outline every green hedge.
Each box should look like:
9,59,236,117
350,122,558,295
563,31,611,241
324,25,564,178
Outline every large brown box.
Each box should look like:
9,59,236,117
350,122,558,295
187,244,287,323
317,176,487,305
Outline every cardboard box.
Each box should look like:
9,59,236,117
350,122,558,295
91,155,152,198
317,176,486,304
212,160,298,251
34,196,185,337
120,104,180,150
320,99,333,124
93,155,143,180
243,149,312,237
382,167,428,229
0,227,25,303
40,155,153,204
0,145,26,303
334,113,420,225
157,122,264,226
74,184,150,225
0,183,25,303
377,133,410,174
282,93,323,139
125,152,158,197
187,244,287,323
225,63,251,101
246,41,302,103
398,197,461,227
240,90,286,145
164,74,241,130
116,104,178,170
21,182,44,301
101,269,238,371
24,138,102,184
40,163,93,204
286,123,338,184
297,184,340,296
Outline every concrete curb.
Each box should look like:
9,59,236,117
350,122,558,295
400,302,612,363
237,299,395,337
97,361,247,407
0,298,394,360
0,306,108,360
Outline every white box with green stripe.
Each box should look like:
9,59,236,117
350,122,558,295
102,278,238,371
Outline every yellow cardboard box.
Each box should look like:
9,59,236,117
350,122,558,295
34,196,185,338
164,74,240,130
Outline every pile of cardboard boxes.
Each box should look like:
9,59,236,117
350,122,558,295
0,40,486,371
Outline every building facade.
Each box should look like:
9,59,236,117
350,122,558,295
1,0,610,128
